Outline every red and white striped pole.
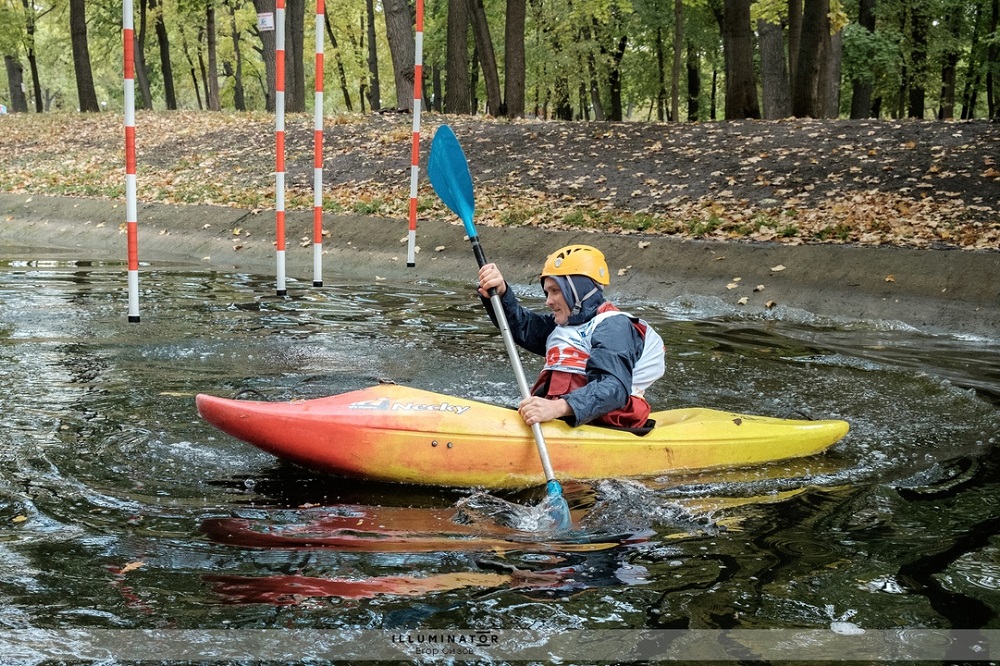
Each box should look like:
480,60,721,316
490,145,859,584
312,0,325,287
405,0,425,267
275,0,287,296
123,0,140,322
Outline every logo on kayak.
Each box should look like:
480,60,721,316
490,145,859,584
349,397,470,415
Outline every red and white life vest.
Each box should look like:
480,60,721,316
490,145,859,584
541,307,665,398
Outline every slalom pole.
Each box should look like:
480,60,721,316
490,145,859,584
123,0,140,323
275,0,287,296
404,0,425,268
312,0,325,287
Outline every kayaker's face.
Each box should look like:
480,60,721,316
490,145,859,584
543,277,571,325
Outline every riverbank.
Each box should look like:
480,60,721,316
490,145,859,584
2,193,998,337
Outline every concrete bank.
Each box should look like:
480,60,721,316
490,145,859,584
2,194,998,337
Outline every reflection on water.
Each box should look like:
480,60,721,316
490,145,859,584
1,259,999,653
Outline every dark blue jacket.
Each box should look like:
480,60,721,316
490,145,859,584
482,286,644,426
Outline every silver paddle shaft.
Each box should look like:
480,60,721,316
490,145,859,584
488,292,557,482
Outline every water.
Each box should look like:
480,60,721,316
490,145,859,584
1,259,999,662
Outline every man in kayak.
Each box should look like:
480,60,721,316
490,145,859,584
477,244,665,429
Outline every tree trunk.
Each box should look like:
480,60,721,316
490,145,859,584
722,0,759,119
150,0,177,110
938,6,962,119
4,56,29,112
584,27,606,120
466,0,502,115
849,0,875,119
444,0,470,113
285,0,306,112
432,63,443,111
381,0,415,111
197,27,211,108
959,2,984,119
553,75,572,120
671,0,684,121
987,0,999,118
206,3,221,110
227,2,246,111
656,27,667,120
687,39,700,121
503,0,526,118
251,0,277,111
907,0,928,118
69,0,100,112
135,0,154,109
787,0,803,89
791,0,828,118
608,34,627,121
758,18,790,119
364,0,380,110
324,12,354,111
20,0,43,112
822,26,842,117
180,26,204,109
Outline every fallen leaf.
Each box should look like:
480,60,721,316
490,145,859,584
770,264,786,272
754,284,765,292
638,241,650,249
618,265,631,276
765,300,777,309
737,296,749,305
726,282,740,290
434,245,446,252
12,515,27,523
120,561,145,574
885,274,895,282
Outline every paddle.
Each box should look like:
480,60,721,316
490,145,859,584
427,124,572,531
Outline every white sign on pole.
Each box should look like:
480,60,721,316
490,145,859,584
257,12,275,31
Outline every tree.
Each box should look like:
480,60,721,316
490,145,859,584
4,55,29,112
69,0,100,112
364,0,380,109
720,0,760,118
466,0,502,114
135,0,154,109
444,0,470,113
150,0,178,109
206,2,221,110
225,0,247,110
251,0,277,110
324,12,354,111
381,0,415,110
504,0,527,117
20,0,48,113
792,0,828,117
284,0,305,112
758,17,791,118
671,0,684,121
848,0,876,118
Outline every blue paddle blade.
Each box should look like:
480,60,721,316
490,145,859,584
544,480,572,531
428,125,477,238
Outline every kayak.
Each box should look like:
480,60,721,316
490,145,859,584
197,384,848,488
196,384,848,489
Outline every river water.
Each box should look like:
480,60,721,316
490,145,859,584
1,258,999,663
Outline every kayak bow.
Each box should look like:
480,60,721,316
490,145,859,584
196,384,848,489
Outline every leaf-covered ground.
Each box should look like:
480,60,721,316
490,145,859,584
2,111,998,250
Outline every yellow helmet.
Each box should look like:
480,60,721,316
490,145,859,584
541,245,610,285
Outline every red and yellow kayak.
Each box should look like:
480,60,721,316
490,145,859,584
195,384,848,489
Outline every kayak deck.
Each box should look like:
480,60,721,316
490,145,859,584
196,384,849,489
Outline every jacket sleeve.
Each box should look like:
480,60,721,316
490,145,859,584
479,284,554,357
562,315,644,426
